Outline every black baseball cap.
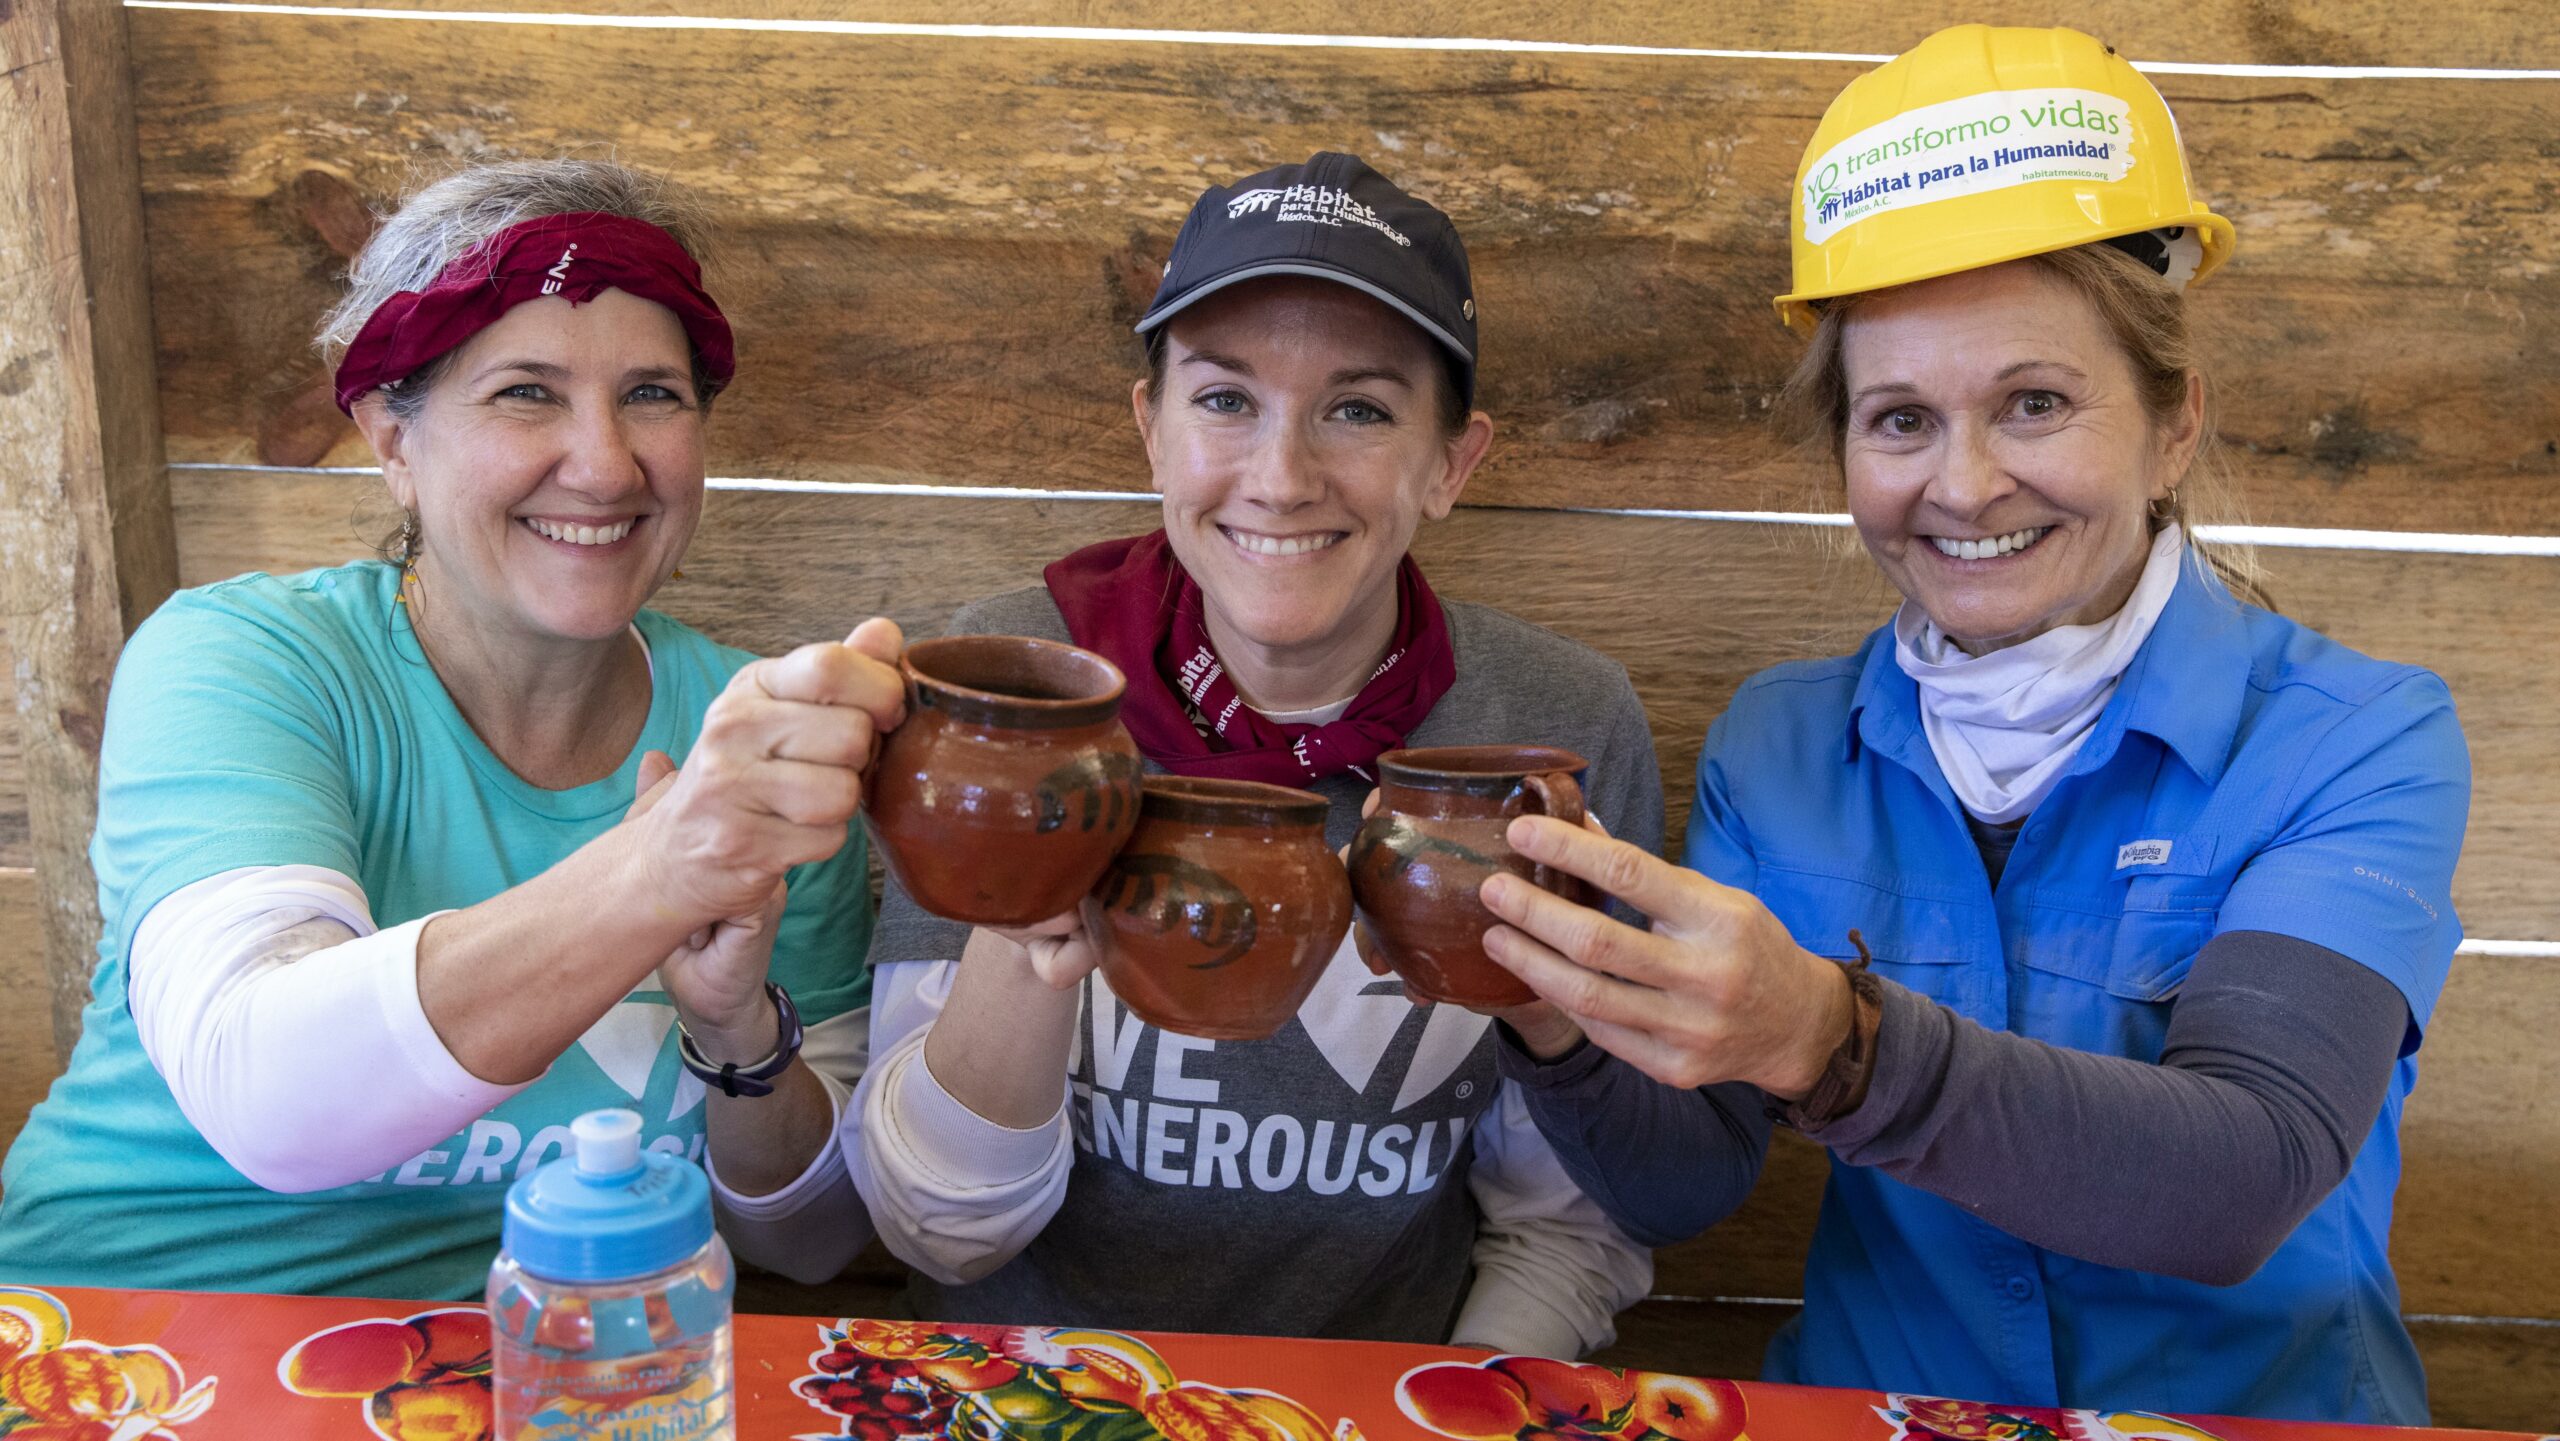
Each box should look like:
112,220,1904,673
1136,152,1479,407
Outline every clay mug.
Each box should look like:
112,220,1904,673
1083,777,1352,1041
864,635,1144,926
1348,745,1594,1008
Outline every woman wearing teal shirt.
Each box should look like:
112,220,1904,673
0,160,905,1298
1470,29,2468,1425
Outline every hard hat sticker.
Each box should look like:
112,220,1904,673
1801,88,2135,245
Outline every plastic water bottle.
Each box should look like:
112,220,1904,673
488,1109,735,1439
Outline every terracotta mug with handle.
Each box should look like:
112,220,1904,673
1083,775,1351,1040
864,634,1144,926
1347,745,1593,1008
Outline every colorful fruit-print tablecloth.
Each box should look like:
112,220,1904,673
0,1283,2544,1440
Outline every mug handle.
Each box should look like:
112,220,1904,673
858,663,920,811
1520,772,1585,897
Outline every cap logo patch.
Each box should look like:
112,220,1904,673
1225,184,1413,247
1800,87,2134,246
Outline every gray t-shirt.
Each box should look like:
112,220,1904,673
871,584,1664,1342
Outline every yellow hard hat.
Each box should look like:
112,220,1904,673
1775,24,2235,334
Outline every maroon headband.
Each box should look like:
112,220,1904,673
332,211,734,414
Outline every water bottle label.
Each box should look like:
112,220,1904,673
499,1335,732,1439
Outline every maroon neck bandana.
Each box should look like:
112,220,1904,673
1044,530,1457,786
333,211,734,414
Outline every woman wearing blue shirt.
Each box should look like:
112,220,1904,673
0,160,905,1297
1471,27,2469,1426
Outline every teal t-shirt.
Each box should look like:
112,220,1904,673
0,562,872,1299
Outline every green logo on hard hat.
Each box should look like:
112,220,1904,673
1804,162,1842,221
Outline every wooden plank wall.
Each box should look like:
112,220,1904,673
2,0,2555,1428
136,15,2560,533
1,0,180,1064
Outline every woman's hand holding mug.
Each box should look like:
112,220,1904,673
1345,786,1594,1059
625,617,907,1052
1477,816,1854,1099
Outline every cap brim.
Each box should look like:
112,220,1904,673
1135,261,1476,366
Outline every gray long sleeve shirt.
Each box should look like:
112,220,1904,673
852,584,1667,1350
1501,929,2407,1286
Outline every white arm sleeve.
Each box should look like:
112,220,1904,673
1454,1078,1656,1359
127,865,520,1194
842,957,1075,1285
707,1007,880,1283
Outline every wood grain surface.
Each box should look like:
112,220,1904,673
0,871,51,1163
2386,953,2560,1321
194,0,2560,72
125,6,2560,532
0,642,27,874
2400,1316,2560,1435
0,0,180,1058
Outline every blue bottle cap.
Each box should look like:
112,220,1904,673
501,1110,714,1284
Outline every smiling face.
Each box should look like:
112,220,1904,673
1135,276,1492,702
358,287,707,649
1837,259,2201,652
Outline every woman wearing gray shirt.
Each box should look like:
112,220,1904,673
829,154,1663,1353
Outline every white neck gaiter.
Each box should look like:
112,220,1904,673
1894,524,2186,825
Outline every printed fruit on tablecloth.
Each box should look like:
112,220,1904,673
1882,1395,2065,1441
1023,1325,1177,1408
793,1321,1365,1441
971,1377,1080,1428
0,1314,32,1375
1400,1355,1748,1441
279,1308,493,1441
795,1352,960,1433
368,1375,495,1441
279,1320,426,1397
3,1339,217,1432
1496,1356,1639,1429
405,1309,492,1380
907,1352,1023,1392
1398,1361,1538,1439
1626,1374,1747,1441
7,1342,140,1421
1140,1383,1341,1441
0,1288,73,1375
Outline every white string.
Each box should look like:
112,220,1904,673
168,465,2560,559
120,2,2560,80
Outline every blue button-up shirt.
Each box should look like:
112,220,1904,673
1686,558,2469,1424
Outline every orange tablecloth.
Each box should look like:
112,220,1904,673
0,1282,2540,1440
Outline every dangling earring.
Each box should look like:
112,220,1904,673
2147,489,2179,526
391,513,421,604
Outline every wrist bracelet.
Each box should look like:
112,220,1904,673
1779,929,1884,1132
676,982,802,1099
